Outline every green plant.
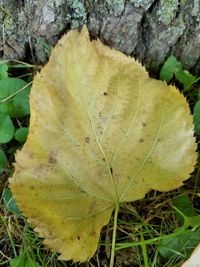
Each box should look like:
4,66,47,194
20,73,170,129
193,91,200,135
0,61,33,266
159,56,199,91
0,61,31,171
158,194,200,263
114,192,200,266
160,55,200,135
10,252,41,267
0,149,8,174
2,188,21,215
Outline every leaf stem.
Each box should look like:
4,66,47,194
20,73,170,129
109,202,119,267
140,230,149,267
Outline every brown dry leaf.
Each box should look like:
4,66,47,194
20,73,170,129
10,26,197,262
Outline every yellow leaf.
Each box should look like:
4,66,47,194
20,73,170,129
10,26,197,262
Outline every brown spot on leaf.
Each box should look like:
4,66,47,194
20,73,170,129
85,137,90,143
139,138,144,143
148,157,153,163
90,230,96,236
142,122,147,127
77,236,80,240
28,152,34,159
48,155,57,164
103,92,108,96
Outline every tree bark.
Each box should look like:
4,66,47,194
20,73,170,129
0,0,200,75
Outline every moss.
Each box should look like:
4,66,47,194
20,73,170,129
66,0,87,29
35,38,52,64
157,0,179,25
130,0,153,9
67,0,125,26
191,0,200,18
86,0,126,16
104,0,125,15
0,6,16,35
0,3,26,58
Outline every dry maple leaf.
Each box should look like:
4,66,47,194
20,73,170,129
10,26,197,263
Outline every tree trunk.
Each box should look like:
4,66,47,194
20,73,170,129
0,0,200,75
